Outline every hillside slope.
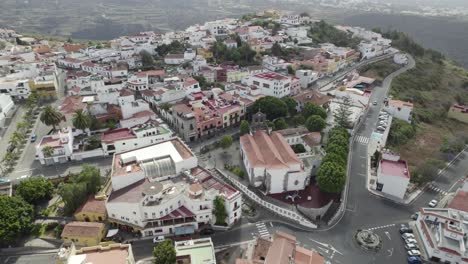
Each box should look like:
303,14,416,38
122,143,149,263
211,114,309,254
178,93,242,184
382,31,468,178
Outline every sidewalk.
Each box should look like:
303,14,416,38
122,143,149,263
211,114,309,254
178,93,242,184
409,221,430,261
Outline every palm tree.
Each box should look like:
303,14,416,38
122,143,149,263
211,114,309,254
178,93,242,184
10,131,26,146
41,146,55,164
72,109,92,135
40,105,63,131
16,121,29,134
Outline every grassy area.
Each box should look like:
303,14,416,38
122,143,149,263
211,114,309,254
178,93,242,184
387,58,468,169
359,59,401,81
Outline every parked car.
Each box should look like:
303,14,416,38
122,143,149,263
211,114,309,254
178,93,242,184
16,175,29,181
411,213,419,220
0,178,11,183
407,250,421,256
153,236,165,244
378,121,387,126
405,243,419,250
399,227,413,234
405,238,417,244
30,134,37,142
429,199,438,207
407,256,422,264
373,101,378,105
402,233,415,240
377,126,386,131
200,228,214,235
7,144,15,153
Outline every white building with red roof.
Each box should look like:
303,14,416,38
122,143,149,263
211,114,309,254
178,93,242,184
36,127,74,165
415,208,468,264
240,130,310,194
106,139,241,237
244,71,292,98
384,99,413,123
101,120,173,155
376,151,410,199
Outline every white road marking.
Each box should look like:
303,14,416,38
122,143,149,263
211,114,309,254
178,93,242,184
387,248,394,257
354,135,369,144
385,231,391,240
317,246,329,254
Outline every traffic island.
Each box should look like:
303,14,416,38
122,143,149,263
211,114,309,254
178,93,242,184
354,229,382,251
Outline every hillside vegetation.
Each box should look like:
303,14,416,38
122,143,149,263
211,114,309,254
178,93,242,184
381,31,468,180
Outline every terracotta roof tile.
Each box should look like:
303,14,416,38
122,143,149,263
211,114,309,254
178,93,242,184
61,221,104,238
74,195,107,215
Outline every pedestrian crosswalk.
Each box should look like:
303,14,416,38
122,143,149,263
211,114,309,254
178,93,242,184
427,184,449,195
355,135,370,144
256,222,270,238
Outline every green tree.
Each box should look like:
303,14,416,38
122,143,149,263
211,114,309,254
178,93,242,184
140,50,154,67
72,109,92,134
76,165,102,195
2,151,18,167
292,115,306,127
16,121,29,134
213,196,227,225
271,42,284,57
0,196,34,247
273,118,288,131
40,105,63,131
281,97,297,115
58,181,88,216
412,159,446,185
250,96,288,120
10,131,26,146
219,135,233,150
302,102,327,119
240,120,250,136
305,115,326,132
287,65,295,75
16,177,53,205
333,96,352,128
153,240,176,264
388,119,416,147
58,165,102,215
308,20,361,49
42,146,54,160
159,103,172,112
292,144,306,153
193,75,210,90
316,161,346,193
321,152,346,167
325,143,348,160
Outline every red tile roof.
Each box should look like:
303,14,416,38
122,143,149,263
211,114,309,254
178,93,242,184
61,221,104,238
74,195,107,215
253,71,289,81
380,159,410,179
240,130,302,169
63,44,87,53
119,89,135,97
101,128,136,143
60,96,87,114
158,206,195,220
136,70,165,78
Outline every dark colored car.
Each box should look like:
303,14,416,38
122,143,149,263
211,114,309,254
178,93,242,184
400,227,414,234
7,144,15,153
407,256,422,264
200,228,214,235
